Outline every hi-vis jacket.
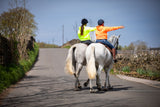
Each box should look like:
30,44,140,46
78,25,96,41
96,25,123,40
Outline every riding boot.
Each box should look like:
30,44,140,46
112,48,117,63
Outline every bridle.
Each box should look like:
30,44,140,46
110,36,119,50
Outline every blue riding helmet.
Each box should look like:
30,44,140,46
98,19,104,25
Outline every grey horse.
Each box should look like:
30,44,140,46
85,35,120,92
65,43,88,90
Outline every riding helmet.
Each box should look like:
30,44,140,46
81,18,88,25
98,19,104,25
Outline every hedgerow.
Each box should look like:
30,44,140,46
0,43,39,93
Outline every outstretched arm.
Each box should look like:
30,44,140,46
105,26,124,32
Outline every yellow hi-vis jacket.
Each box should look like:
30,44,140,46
78,25,96,41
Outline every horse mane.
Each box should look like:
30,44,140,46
108,35,116,43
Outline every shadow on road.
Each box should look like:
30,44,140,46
111,85,132,92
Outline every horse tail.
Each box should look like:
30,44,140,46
65,46,76,75
86,46,96,79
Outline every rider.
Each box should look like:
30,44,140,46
96,19,124,62
78,18,96,45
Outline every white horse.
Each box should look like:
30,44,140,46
65,43,88,90
85,35,120,92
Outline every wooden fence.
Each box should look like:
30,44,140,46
117,49,160,56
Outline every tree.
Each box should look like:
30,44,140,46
0,7,37,37
128,42,135,50
73,21,78,39
0,5,37,63
133,40,148,50
118,45,123,50
137,41,148,50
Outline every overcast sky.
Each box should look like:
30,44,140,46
0,0,160,47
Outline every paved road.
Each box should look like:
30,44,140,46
0,48,160,107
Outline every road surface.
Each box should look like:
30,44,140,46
0,48,160,107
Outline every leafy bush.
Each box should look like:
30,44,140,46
136,68,160,79
110,69,115,74
122,66,130,72
136,69,147,75
146,70,160,78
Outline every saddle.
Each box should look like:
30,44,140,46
83,43,89,46
81,42,90,46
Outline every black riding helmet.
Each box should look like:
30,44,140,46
81,18,88,25
98,19,104,25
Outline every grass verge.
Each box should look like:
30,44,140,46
113,67,160,81
63,46,71,49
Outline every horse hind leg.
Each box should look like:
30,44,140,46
108,75,113,89
104,67,113,91
74,74,81,91
96,75,102,91
96,65,103,91
74,63,83,91
104,75,113,90
89,79,96,93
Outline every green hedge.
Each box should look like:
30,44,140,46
0,43,39,93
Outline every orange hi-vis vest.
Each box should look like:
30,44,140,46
96,25,123,40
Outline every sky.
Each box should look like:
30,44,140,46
0,0,160,47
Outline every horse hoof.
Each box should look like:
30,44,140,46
90,90,95,93
109,86,113,90
90,89,96,93
83,82,88,87
97,88,102,91
74,88,81,91
78,85,82,89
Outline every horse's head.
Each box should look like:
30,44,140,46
109,35,120,49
